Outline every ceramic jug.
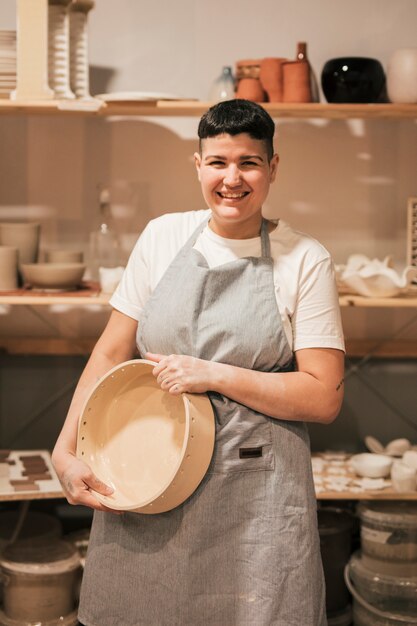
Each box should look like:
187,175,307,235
282,60,312,103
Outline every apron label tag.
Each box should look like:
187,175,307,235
239,447,263,459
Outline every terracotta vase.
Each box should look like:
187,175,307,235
235,78,266,102
282,60,312,103
0,246,18,291
259,57,287,102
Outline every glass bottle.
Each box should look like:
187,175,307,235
89,187,120,280
209,66,235,101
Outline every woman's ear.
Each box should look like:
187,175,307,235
194,152,202,181
269,154,279,182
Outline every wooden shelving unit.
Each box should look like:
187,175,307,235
1,99,417,119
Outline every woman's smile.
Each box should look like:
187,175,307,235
194,132,278,239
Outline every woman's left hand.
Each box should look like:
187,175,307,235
145,352,217,395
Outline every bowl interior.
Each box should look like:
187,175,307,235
78,362,188,509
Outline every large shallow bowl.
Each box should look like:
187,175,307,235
76,359,215,513
20,263,85,290
350,453,393,478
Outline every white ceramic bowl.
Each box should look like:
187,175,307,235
76,359,215,514
350,453,393,478
20,263,85,290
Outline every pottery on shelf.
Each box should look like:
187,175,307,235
339,254,417,297
20,262,86,290
259,58,286,102
48,0,75,99
391,460,417,493
0,246,18,291
235,77,266,102
0,222,40,265
208,66,235,102
387,48,417,103
350,453,393,479
282,60,312,103
321,57,385,103
69,0,95,99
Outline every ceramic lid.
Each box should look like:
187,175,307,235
0,540,81,574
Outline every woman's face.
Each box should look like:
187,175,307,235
194,133,278,239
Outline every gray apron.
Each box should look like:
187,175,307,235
79,216,327,626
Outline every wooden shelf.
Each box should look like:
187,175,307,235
313,454,417,501
1,99,417,119
1,291,416,307
0,292,110,305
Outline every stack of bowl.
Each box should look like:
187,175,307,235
345,501,417,626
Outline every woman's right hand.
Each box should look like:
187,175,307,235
52,451,122,514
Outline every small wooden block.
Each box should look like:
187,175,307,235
12,483,40,492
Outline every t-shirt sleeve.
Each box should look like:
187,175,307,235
292,256,345,352
109,226,151,321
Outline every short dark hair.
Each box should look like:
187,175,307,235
197,99,275,160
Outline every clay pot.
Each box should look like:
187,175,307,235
45,249,84,263
259,57,287,102
0,246,18,291
0,222,40,265
282,60,312,103
235,78,266,102
387,48,417,103
235,59,261,80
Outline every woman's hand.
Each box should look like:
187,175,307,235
52,450,122,514
146,352,217,395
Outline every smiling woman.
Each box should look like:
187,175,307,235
52,99,345,626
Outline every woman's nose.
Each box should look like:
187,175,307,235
223,165,241,186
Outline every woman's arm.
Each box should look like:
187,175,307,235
147,347,345,425
52,309,138,510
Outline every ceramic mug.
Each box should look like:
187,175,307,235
259,57,287,102
0,246,18,291
0,222,40,265
387,47,417,103
45,249,83,263
282,60,312,103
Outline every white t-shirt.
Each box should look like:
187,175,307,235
110,210,345,353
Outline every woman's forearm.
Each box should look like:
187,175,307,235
209,352,344,424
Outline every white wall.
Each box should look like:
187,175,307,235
1,0,417,450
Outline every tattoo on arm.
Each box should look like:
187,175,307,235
336,378,344,391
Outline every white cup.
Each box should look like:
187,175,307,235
0,246,18,290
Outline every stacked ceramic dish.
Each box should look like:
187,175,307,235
0,31,16,99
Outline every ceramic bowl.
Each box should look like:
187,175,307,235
340,254,417,298
76,359,215,514
350,453,393,478
321,57,385,103
20,263,85,290
44,249,84,263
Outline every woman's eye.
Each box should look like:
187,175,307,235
241,160,258,166
208,160,225,166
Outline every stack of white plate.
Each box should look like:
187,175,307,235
0,30,16,99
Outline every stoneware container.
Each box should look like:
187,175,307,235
387,47,417,103
282,60,312,103
0,246,18,291
0,222,40,265
0,540,81,622
350,453,393,478
259,57,287,102
321,56,385,103
20,262,85,290
391,460,417,493
76,359,215,513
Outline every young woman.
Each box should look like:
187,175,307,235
53,99,345,626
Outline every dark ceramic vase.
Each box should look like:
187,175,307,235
321,57,386,103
